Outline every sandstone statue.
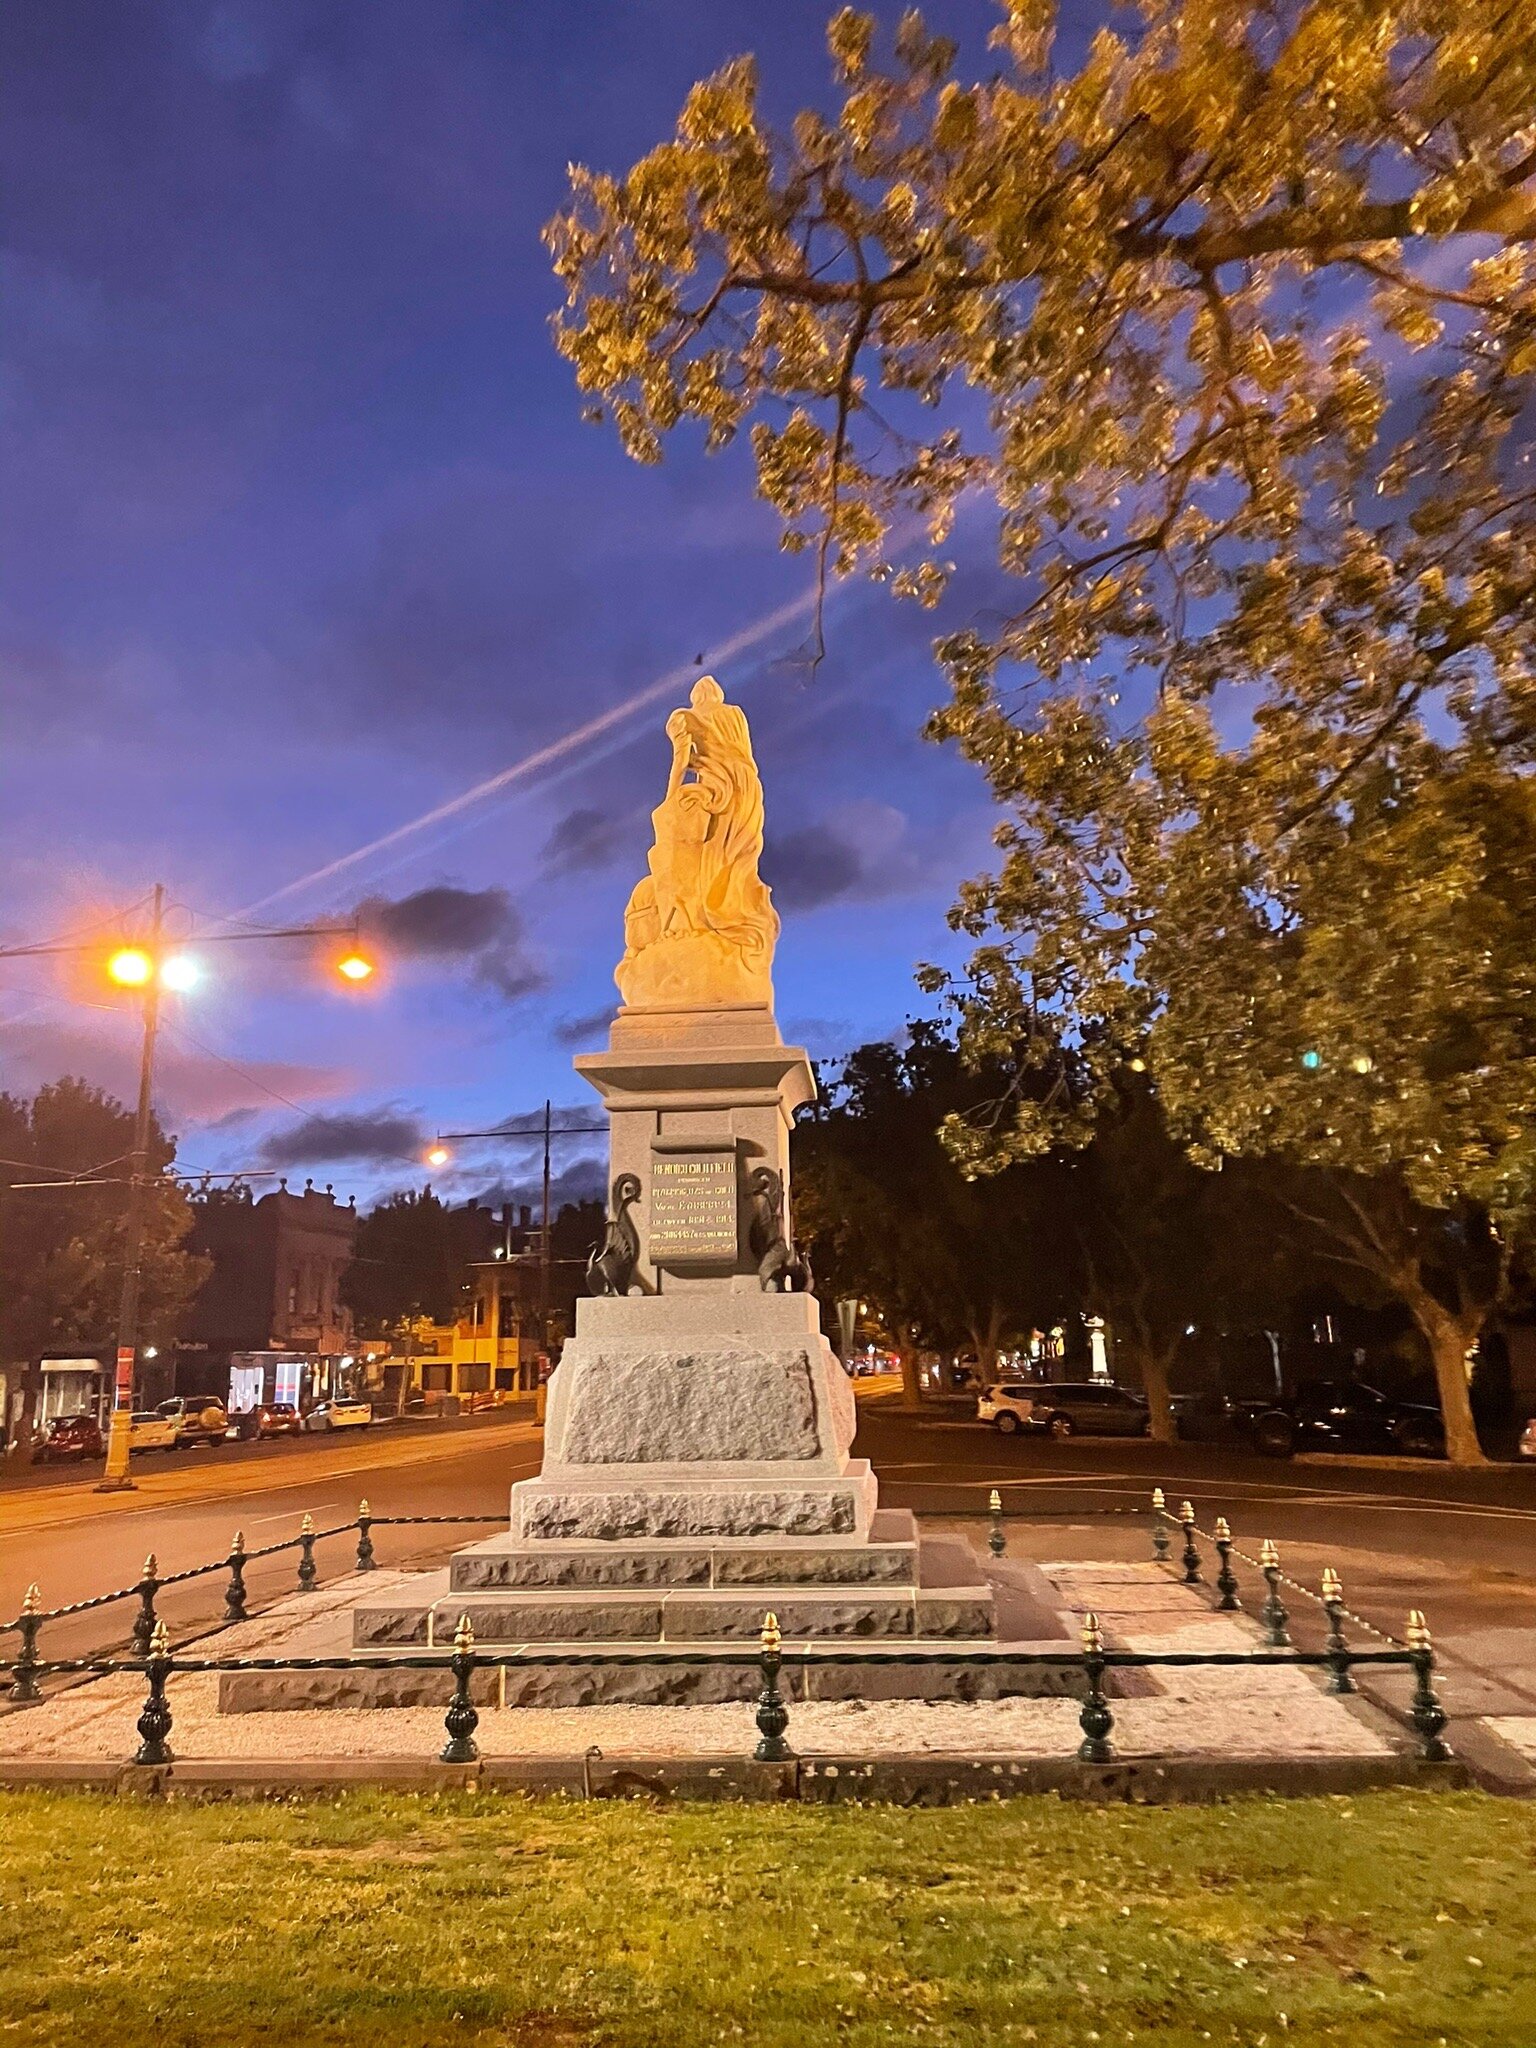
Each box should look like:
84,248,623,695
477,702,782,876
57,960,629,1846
615,674,779,1009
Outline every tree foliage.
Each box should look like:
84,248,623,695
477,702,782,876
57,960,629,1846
0,1077,206,1369
550,1,1536,1461
342,1189,501,1335
794,1025,1080,1395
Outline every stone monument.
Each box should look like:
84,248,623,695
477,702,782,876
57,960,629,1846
329,675,1071,1707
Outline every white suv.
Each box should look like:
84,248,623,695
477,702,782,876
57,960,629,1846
977,1383,1040,1434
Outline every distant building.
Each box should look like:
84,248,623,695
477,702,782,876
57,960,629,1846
177,1180,358,1404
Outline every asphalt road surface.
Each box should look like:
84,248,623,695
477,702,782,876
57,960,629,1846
5,1385,1536,1731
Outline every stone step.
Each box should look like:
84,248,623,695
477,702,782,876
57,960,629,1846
447,1533,920,1594
354,1579,995,1648
222,1636,1086,1712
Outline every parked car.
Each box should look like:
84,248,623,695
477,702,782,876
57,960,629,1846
127,1411,178,1453
1518,1417,1535,1460
979,1381,1151,1439
978,1382,1043,1434
1249,1380,1444,1459
1032,1383,1151,1438
35,1413,104,1463
301,1397,372,1433
255,1401,303,1438
155,1396,231,1448
1169,1390,1273,1445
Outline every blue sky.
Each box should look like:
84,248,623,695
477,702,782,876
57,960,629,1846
0,0,1022,1211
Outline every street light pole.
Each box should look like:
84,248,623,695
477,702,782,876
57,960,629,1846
98,884,164,1492
539,1098,553,1355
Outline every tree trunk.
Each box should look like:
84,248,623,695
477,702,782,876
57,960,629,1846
3,1362,38,1470
968,1301,1006,1383
1121,1336,1177,1444
1411,1295,1488,1468
896,1325,925,1411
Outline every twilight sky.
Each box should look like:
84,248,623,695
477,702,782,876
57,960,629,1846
0,0,1024,1213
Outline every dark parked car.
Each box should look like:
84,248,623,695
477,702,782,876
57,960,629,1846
1250,1380,1444,1459
1169,1391,1273,1444
36,1413,104,1463
987,1381,1151,1440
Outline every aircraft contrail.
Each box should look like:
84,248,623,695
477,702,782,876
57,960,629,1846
235,583,820,918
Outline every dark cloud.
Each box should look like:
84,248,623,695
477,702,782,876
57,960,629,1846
261,1107,426,1169
762,803,940,914
763,823,867,912
473,1155,607,1214
357,884,545,1003
552,1005,615,1049
542,805,632,876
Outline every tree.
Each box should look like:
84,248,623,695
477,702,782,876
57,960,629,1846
548,4,1536,1463
0,1079,206,1459
343,1189,500,1336
794,1026,1077,1402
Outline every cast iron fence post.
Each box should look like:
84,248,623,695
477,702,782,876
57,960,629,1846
440,1612,480,1764
224,1531,248,1623
10,1584,43,1705
1322,1567,1355,1694
1076,1611,1115,1763
356,1499,377,1573
1259,1538,1291,1648
1179,1501,1201,1584
1406,1610,1450,1762
134,1618,174,1766
754,1611,793,1762
297,1512,318,1593
1151,1487,1170,1564
130,1553,160,1657
988,1489,1006,1559
1214,1518,1241,1612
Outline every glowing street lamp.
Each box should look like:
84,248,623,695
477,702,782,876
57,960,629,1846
337,950,374,982
159,953,201,992
426,1144,451,1168
107,945,154,987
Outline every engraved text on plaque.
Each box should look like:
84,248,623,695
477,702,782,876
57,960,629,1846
649,1148,738,1262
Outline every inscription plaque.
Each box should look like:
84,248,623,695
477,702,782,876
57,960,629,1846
649,1147,738,1262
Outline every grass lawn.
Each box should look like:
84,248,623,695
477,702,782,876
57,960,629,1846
2,1787,1533,2046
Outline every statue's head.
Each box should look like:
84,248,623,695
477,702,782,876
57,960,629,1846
690,675,725,712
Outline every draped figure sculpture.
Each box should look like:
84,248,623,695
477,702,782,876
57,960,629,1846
616,675,780,1009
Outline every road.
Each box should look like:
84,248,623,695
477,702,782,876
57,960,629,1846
6,1386,1536,1728
0,1413,545,1658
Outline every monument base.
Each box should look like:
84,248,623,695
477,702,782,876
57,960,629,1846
286,1292,1052,1704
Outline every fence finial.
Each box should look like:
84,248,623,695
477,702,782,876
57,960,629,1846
1080,1610,1104,1655
21,1582,39,1616
1406,1608,1431,1652
454,1611,475,1655
358,1498,370,1519
1321,1564,1343,1603
149,1618,169,1658
760,1610,782,1655
142,1552,157,1579
1259,1537,1279,1569
1151,1486,1165,1511
300,1511,314,1536
231,1529,245,1556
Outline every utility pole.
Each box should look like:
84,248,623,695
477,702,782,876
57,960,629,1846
98,884,164,1492
539,1098,553,1355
